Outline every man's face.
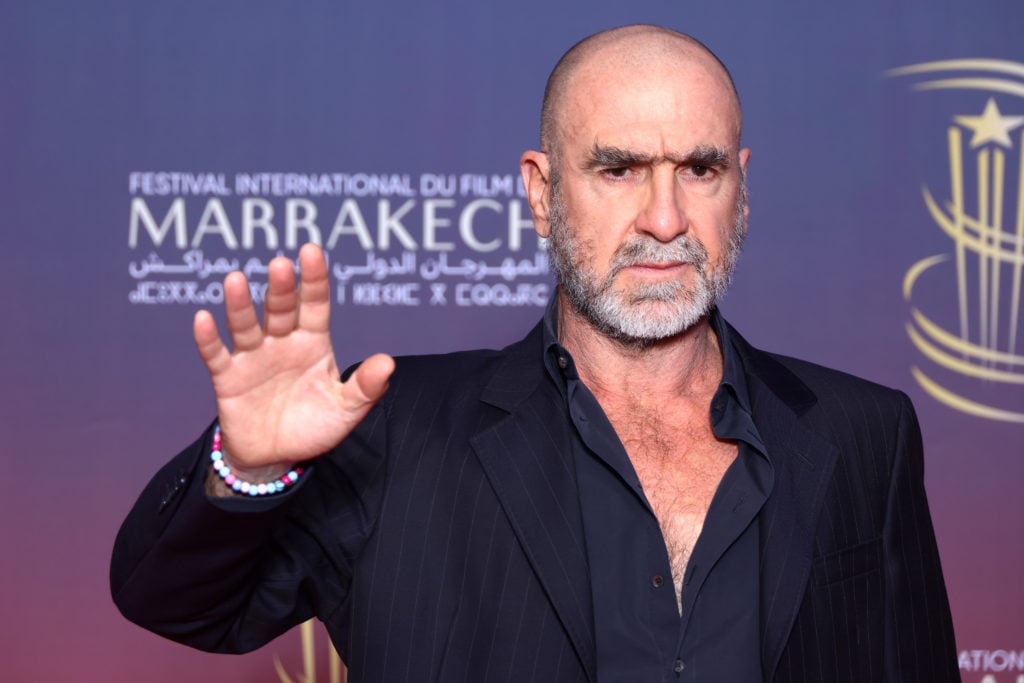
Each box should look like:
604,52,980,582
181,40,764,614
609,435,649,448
537,47,750,345
547,172,746,345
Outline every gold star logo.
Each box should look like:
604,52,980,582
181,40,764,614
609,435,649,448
954,98,1024,148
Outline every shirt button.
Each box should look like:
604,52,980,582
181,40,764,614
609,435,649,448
651,574,664,588
674,659,685,673
557,355,568,369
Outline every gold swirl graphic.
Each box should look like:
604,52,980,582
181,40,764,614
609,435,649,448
274,619,345,683
891,60,1024,422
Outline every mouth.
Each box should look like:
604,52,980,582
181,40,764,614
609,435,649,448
621,261,689,276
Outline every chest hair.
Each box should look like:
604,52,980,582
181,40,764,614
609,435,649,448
606,406,738,614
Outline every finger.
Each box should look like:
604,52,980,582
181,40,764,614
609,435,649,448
223,271,264,351
341,353,395,415
263,256,298,337
193,309,232,376
296,243,331,333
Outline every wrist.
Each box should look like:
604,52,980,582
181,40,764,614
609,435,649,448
208,425,305,497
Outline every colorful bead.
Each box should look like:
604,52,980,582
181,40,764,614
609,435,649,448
210,424,304,497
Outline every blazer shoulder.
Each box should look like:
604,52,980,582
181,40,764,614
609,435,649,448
363,320,546,411
725,320,914,426
765,350,908,400
753,349,921,457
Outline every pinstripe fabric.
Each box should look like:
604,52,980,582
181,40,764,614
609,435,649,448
734,333,960,682
112,319,958,682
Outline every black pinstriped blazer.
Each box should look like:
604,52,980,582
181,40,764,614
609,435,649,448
112,318,960,682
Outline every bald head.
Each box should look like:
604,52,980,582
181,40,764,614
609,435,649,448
539,25,741,162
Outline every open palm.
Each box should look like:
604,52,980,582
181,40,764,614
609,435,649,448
193,243,394,480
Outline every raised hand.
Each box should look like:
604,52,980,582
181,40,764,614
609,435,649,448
193,243,394,481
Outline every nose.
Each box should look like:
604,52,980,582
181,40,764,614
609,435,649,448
635,167,688,242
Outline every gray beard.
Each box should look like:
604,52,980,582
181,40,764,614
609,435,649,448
546,177,745,347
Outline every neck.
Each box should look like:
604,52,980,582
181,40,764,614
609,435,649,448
557,292,724,407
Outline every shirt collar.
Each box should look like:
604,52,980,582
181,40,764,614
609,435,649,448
541,292,766,455
708,307,753,415
542,293,575,395
542,289,560,352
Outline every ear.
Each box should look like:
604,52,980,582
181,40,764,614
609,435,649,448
739,147,751,221
519,150,553,238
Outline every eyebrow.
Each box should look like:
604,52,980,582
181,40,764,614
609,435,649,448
584,144,731,170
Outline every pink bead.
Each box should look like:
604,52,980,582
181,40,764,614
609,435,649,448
225,474,236,485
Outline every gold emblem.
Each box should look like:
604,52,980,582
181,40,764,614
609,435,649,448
274,619,345,683
889,60,1024,422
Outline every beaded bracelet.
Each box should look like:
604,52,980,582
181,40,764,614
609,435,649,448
210,425,305,496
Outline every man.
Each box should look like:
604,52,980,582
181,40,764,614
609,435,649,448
112,25,959,682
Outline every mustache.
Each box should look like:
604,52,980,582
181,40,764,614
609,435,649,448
609,235,709,273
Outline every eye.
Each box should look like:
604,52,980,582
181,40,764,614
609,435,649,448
603,166,632,179
680,164,721,183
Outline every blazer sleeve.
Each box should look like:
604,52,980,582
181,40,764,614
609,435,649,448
110,407,388,654
882,394,960,681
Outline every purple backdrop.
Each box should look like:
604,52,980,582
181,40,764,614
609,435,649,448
3,1,1023,681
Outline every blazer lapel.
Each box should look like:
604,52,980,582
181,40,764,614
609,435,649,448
729,328,839,680
470,326,597,682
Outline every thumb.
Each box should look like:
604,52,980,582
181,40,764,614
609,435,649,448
343,353,395,411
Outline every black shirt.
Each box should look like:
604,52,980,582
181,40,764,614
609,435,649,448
541,300,774,681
